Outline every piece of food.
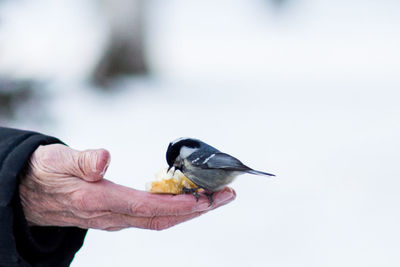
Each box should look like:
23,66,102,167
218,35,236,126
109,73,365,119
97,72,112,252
146,168,200,194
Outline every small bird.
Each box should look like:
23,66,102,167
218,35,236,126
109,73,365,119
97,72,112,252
166,137,275,204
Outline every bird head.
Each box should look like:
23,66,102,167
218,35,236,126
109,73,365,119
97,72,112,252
166,137,201,171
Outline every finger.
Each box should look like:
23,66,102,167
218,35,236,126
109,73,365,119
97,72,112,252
71,148,111,182
107,184,236,217
116,211,208,231
126,193,236,230
79,210,205,231
85,194,235,231
77,180,236,217
31,144,109,182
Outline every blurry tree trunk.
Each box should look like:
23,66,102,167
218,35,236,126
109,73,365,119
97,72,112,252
92,0,148,87
0,79,34,121
269,0,291,9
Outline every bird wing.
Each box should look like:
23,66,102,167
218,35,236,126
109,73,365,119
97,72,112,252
192,152,251,171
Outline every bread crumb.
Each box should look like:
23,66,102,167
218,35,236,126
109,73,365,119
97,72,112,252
147,168,199,194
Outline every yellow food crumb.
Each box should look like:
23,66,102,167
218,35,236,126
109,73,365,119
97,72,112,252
147,168,200,194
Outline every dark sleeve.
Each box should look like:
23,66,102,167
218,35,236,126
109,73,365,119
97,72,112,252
0,127,88,267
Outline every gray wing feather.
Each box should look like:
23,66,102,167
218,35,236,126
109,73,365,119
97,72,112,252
194,152,251,171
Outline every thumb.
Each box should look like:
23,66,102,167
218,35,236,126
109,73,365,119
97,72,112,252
72,148,111,182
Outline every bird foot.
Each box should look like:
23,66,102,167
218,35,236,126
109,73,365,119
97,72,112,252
182,187,214,206
203,192,214,207
182,187,200,201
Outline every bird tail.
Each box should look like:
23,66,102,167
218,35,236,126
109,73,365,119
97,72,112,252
247,169,276,177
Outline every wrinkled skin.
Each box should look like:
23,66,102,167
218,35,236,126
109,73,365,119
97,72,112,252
19,144,236,231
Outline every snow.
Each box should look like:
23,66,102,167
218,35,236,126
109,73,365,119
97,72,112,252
2,1,400,267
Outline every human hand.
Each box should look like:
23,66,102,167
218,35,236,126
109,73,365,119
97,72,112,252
19,144,236,231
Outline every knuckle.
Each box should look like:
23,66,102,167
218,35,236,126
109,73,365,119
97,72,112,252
147,217,173,231
85,218,104,230
85,219,96,229
128,201,139,215
77,152,88,176
31,144,70,175
147,216,160,230
129,201,152,216
37,144,65,165
71,192,89,211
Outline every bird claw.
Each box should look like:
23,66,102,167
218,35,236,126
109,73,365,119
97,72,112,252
182,187,214,206
203,192,214,207
182,187,200,202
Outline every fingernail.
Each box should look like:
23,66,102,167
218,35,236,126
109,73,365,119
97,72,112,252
99,160,110,176
98,149,111,176
99,166,108,177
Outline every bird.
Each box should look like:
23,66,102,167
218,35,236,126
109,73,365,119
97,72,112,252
166,137,275,204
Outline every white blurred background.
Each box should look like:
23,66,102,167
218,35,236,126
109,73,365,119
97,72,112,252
1,0,400,266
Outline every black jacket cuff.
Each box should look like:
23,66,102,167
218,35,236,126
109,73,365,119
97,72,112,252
0,127,87,267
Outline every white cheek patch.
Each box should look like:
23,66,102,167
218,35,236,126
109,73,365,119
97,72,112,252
180,146,197,158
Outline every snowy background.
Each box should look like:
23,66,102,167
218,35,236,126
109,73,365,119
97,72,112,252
1,0,400,266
